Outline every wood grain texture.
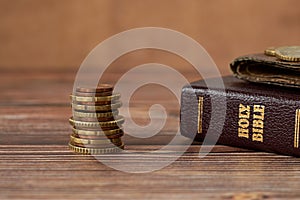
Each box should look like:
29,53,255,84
1,71,300,199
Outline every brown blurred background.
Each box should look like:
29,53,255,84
0,0,299,75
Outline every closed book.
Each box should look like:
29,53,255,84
180,76,300,157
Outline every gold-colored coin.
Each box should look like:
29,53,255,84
68,142,124,155
70,93,121,102
76,85,113,93
72,127,123,137
70,135,121,145
72,100,116,106
70,138,123,147
264,47,276,56
74,91,113,97
71,132,124,140
72,102,122,112
275,46,300,62
70,141,123,148
72,110,118,118
69,116,125,128
72,116,115,122
265,46,300,62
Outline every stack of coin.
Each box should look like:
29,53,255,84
68,84,125,154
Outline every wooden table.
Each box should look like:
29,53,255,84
1,70,300,200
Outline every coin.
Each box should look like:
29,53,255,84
70,93,121,102
72,127,123,137
71,132,124,139
275,46,300,62
69,116,125,128
76,84,113,93
72,110,119,118
264,47,276,56
70,142,123,148
68,142,124,154
72,116,115,122
72,100,117,106
71,102,122,112
69,138,123,148
74,125,122,131
74,91,113,97
70,135,122,145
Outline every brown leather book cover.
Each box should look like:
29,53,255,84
180,76,300,156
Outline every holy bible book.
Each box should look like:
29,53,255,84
180,76,300,157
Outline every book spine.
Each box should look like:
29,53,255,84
180,86,300,157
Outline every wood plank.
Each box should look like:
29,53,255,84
0,145,299,199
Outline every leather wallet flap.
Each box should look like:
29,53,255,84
230,53,300,88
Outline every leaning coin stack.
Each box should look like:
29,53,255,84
69,84,125,154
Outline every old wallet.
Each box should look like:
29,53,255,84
230,53,300,88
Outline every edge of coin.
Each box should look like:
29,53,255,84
72,127,123,136
71,101,122,112
72,116,116,122
71,132,124,139
69,116,125,128
72,110,119,118
70,93,121,102
70,135,122,145
68,142,124,154
275,52,300,62
76,85,113,93
264,47,276,56
74,91,113,97
70,141,123,148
